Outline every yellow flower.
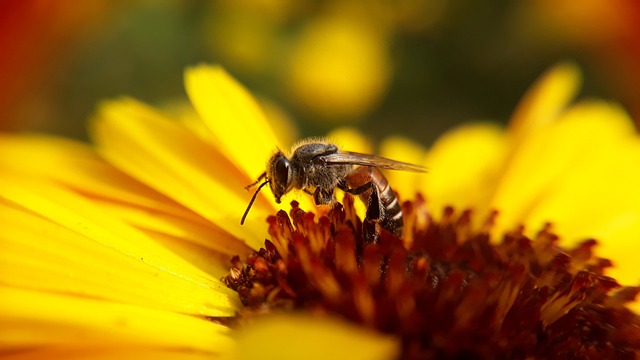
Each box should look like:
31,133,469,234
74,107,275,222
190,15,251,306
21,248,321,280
1,63,639,358
0,65,395,358
382,63,640,290
284,12,392,122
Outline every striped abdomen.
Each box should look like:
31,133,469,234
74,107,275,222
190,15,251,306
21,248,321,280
345,166,403,238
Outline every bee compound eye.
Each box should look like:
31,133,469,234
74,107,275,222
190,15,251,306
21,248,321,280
268,152,293,201
275,157,291,188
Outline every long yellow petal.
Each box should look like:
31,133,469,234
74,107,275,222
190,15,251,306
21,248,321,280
326,126,373,154
184,64,282,179
0,180,239,317
0,134,192,220
422,123,506,215
94,200,251,259
230,313,399,360
184,64,318,216
1,349,214,360
0,287,232,355
91,98,272,250
0,134,249,262
492,101,638,235
379,135,427,197
506,62,581,153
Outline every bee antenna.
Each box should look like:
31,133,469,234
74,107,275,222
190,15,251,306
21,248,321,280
244,172,267,190
240,180,270,225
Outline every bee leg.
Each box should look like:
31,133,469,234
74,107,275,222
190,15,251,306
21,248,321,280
342,167,403,239
363,184,383,243
244,172,267,190
313,187,335,205
339,180,382,218
339,181,383,243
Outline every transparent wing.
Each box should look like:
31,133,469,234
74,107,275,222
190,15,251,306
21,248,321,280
320,151,426,172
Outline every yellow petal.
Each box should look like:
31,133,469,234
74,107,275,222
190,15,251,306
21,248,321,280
90,98,272,250
492,101,638,236
0,134,187,219
92,201,242,278
423,123,506,215
1,349,214,360
175,95,299,155
0,180,239,317
327,126,373,154
257,97,300,149
184,64,317,225
0,286,232,355
507,62,581,151
284,15,392,120
379,135,428,197
519,116,640,286
206,6,279,74
230,313,399,360
184,64,283,179
94,200,251,258
0,134,252,259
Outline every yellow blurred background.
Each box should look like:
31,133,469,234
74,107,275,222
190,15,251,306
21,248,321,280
2,0,639,145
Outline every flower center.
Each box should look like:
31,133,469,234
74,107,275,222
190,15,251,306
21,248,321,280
225,195,640,359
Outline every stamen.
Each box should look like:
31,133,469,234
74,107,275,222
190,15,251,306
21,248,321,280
226,194,640,358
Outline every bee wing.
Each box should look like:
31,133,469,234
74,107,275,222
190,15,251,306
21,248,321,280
320,151,427,172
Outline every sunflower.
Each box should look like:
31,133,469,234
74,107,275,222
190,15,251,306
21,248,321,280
1,64,639,359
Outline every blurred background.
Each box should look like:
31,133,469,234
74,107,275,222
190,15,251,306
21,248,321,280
2,0,639,146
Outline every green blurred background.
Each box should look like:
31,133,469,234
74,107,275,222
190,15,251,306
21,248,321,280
2,0,639,146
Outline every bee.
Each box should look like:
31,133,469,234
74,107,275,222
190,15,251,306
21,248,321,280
241,139,426,240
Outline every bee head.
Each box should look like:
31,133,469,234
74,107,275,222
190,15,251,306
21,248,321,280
267,151,292,203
